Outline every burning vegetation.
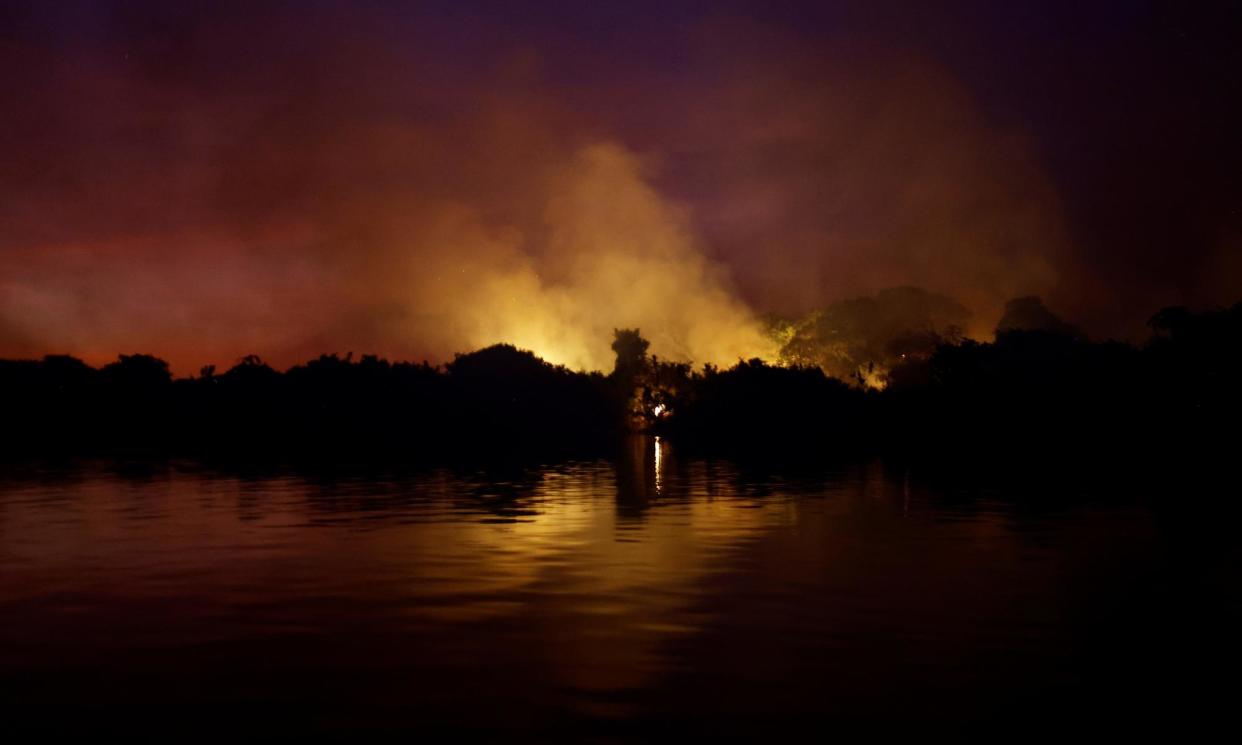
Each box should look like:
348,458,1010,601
765,287,970,389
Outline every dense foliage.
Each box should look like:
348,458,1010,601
2,302,1238,461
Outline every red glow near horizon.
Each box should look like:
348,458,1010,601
2,3,1239,374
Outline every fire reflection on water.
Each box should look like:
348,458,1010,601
0,452,1176,733
654,435,664,494
0,438,796,717
414,435,793,702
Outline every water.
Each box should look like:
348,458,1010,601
1,438,1235,738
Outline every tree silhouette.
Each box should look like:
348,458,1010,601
100,354,171,389
995,296,1080,338
611,328,650,382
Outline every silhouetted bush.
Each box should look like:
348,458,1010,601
669,359,868,453
1,300,1238,462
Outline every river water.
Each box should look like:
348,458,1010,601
1,437,1235,738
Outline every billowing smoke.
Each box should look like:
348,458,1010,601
0,5,1134,375
0,11,779,374
351,143,776,371
608,25,1072,338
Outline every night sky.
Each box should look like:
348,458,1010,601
2,1,1239,373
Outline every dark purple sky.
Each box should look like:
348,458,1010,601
2,1,1239,371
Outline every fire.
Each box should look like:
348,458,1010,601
431,144,779,372
858,365,889,390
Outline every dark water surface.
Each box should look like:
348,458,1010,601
1,438,1236,739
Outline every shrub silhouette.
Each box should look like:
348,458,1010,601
0,298,1238,461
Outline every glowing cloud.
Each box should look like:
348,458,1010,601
391,144,776,370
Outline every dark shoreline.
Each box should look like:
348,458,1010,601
2,301,1238,488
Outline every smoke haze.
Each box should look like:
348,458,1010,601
1,2,1238,373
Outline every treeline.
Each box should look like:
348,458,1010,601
632,299,1241,462
0,347,616,457
1,301,1239,461
876,301,1241,461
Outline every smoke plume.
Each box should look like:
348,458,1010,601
0,5,1157,374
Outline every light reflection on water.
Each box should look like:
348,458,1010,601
0,438,1229,736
